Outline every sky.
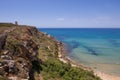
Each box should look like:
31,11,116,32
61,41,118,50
0,0,120,28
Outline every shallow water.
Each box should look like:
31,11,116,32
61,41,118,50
39,28,120,76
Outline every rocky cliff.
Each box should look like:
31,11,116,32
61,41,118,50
0,33,7,50
0,24,60,80
0,23,101,80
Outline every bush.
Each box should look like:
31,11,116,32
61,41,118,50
0,23,15,27
40,58,101,80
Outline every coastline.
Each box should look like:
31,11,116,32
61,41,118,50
57,42,120,80
94,70,120,80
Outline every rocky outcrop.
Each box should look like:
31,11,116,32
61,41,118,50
0,25,42,80
0,23,101,80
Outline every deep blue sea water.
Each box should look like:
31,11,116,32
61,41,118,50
39,28,120,76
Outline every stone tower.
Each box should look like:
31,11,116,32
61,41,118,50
15,21,18,25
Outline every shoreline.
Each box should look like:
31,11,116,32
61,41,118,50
57,42,120,80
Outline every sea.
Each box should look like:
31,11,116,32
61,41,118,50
39,28,120,76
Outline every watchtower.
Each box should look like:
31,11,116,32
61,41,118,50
15,21,18,25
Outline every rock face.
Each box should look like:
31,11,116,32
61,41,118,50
0,33,7,50
0,25,47,80
0,23,101,80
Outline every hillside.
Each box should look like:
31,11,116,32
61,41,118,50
0,23,101,80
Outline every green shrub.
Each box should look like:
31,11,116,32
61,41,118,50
40,58,101,80
0,23,15,27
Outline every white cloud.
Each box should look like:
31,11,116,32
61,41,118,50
56,18,65,21
36,16,120,28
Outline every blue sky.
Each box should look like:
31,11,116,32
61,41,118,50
0,0,120,28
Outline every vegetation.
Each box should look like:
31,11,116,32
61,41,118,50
0,23,101,80
0,23,15,34
40,57,101,80
0,23,15,27
0,76,9,80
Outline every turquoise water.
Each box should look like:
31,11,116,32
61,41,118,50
39,28,120,76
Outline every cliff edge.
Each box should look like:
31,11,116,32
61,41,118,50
0,23,101,80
